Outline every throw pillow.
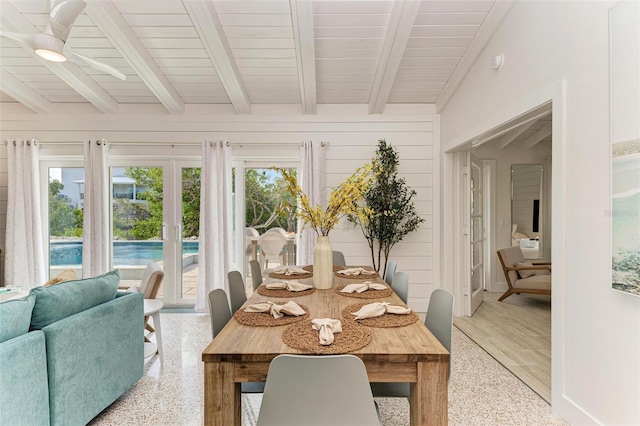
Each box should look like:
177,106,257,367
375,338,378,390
516,262,536,279
30,269,120,330
0,293,36,343
43,269,78,286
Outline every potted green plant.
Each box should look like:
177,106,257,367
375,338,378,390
349,139,425,278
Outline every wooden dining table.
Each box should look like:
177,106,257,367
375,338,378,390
201,267,449,425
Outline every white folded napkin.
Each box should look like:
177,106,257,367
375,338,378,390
244,300,306,319
351,302,412,320
265,280,314,292
311,318,342,345
340,281,388,294
273,267,308,276
337,267,376,276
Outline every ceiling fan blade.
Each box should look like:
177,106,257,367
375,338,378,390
68,50,127,81
48,0,87,41
0,30,36,48
50,0,87,27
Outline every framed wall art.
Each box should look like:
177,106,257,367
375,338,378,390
610,0,640,296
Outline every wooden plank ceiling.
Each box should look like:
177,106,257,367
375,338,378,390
0,0,513,115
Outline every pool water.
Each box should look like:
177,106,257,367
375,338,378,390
50,241,199,266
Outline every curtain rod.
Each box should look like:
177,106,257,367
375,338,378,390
4,139,38,146
4,141,327,147
3,140,202,147
228,141,327,147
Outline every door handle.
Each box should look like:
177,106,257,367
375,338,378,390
161,224,168,241
176,224,182,243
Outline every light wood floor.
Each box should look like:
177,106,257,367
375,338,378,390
454,291,551,403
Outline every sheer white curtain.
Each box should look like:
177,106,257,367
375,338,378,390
297,141,326,265
5,139,45,287
82,139,110,277
195,140,233,313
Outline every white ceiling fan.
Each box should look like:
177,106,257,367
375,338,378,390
0,0,126,80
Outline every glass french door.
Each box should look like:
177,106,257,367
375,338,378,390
469,155,485,315
232,159,299,278
109,159,200,307
43,162,85,280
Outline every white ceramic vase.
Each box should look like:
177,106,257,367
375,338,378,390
313,236,333,289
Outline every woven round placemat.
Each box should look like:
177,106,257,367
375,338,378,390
334,269,380,280
268,270,313,280
341,302,419,328
302,265,344,273
233,302,310,327
333,284,393,299
282,319,372,354
257,285,316,298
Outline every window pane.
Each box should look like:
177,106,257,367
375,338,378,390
245,168,298,233
48,167,84,279
111,167,164,294
471,265,483,292
245,168,298,269
181,167,201,299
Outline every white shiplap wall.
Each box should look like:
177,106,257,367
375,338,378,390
0,103,438,310
0,143,6,286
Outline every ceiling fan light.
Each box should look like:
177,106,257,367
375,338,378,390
33,33,67,62
35,48,67,62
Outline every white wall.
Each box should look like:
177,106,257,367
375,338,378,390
0,104,438,311
0,143,5,286
440,1,639,425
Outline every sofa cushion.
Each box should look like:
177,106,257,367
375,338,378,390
0,294,36,343
30,270,120,330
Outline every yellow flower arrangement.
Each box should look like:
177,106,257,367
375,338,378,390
276,164,374,236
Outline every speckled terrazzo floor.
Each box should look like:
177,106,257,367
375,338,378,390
89,313,568,426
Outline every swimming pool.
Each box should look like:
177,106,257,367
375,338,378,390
50,241,199,266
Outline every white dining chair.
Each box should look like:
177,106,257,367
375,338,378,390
249,259,263,291
265,227,287,237
384,260,397,286
245,227,260,266
208,288,232,338
370,288,454,397
227,270,247,312
257,231,287,269
391,270,409,304
332,250,347,266
257,354,380,426
207,288,265,394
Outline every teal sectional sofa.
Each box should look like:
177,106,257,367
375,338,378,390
0,270,144,426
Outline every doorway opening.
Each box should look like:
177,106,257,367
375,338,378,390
452,102,553,402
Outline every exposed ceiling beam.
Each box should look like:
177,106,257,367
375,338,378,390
0,2,118,113
368,0,421,114
469,104,551,148
436,0,515,113
522,122,552,149
291,0,316,114
0,70,51,114
47,62,121,113
85,1,184,114
498,118,539,149
184,1,251,114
